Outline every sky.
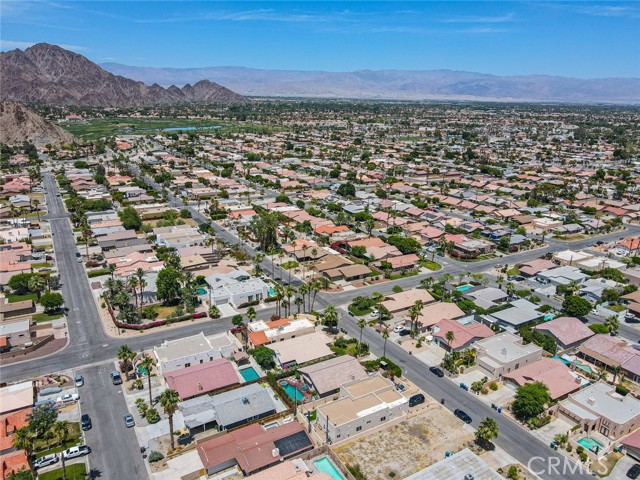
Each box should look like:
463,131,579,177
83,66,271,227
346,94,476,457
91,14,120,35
1,1,639,78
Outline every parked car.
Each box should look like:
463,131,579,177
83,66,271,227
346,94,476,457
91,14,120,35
429,366,445,377
398,329,411,336
626,312,637,320
393,324,406,333
627,464,640,479
124,414,135,428
33,454,59,469
370,310,380,318
56,393,79,405
176,432,193,446
63,445,91,460
75,375,84,387
454,409,472,424
81,414,92,431
408,394,425,407
111,371,123,385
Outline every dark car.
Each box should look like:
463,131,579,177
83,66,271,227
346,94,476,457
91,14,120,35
429,366,445,377
454,409,472,424
408,394,425,407
177,432,193,446
398,329,411,336
628,464,640,479
111,371,123,385
81,414,92,431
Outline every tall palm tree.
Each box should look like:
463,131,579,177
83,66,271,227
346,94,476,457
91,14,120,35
309,279,321,312
117,344,135,362
298,283,309,313
12,427,33,461
139,355,156,406
159,389,180,451
128,276,139,313
108,263,117,279
51,421,69,480
382,328,390,358
475,417,499,448
294,296,303,314
246,306,256,323
284,285,295,317
323,305,339,333
605,315,620,335
32,198,41,221
135,268,146,308
408,300,425,334
445,330,456,349
357,317,367,357
27,275,45,299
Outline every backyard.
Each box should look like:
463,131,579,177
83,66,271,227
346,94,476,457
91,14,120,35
335,403,474,479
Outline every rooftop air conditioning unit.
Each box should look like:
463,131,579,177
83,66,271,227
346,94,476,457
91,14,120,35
272,448,280,457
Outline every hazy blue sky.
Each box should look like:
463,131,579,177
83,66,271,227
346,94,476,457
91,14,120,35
1,1,638,77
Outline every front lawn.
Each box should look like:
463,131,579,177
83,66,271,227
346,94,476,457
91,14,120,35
6,292,38,303
33,422,81,456
33,312,64,323
606,304,626,313
507,267,520,276
596,451,623,477
38,463,87,480
419,260,442,271
32,262,52,269
349,305,372,316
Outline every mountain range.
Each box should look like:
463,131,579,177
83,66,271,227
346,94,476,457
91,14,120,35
0,43,247,107
0,101,76,147
102,63,640,104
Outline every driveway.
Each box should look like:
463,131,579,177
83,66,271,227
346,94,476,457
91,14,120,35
608,453,637,479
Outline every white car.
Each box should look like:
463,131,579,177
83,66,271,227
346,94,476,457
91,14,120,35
56,393,79,405
33,453,59,469
393,324,406,333
370,310,380,318
63,445,91,460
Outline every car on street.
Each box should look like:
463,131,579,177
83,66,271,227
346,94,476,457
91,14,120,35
124,414,135,428
33,454,59,469
63,445,91,460
454,409,472,424
393,324,406,333
429,366,445,377
56,393,79,405
111,371,123,385
81,414,92,431
75,375,84,387
627,464,640,479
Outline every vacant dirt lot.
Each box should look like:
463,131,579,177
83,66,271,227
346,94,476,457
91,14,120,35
335,403,474,480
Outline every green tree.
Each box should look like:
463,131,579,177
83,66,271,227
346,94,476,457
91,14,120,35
445,330,455,348
8,273,38,293
253,346,275,370
357,317,367,356
158,389,180,451
27,275,46,299
139,355,156,406
382,328,390,357
512,382,550,421
156,267,181,304
605,315,620,334
40,291,63,312
323,304,339,333
562,295,591,317
337,182,356,198
475,417,499,448
249,211,279,252
118,344,135,362
51,421,69,480
118,206,143,230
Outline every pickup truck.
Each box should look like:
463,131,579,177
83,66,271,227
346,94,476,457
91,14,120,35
62,445,91,460
56,393,79,405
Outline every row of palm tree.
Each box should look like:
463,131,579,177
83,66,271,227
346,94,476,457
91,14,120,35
270,278,324,318
13,416,70,479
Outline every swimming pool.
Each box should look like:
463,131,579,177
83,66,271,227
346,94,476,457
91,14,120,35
456,284,473,292
314,457,345,480
269,288,276,296
136,364,149,376
578,437,604,452
280,381,305,402
574,360,594,374
239,367,259,382
196,288,207,296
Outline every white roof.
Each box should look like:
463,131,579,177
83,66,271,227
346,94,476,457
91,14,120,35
404,448,502,480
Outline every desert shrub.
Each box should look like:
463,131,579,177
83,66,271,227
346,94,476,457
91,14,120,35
148,451,164,463
146,407,160,424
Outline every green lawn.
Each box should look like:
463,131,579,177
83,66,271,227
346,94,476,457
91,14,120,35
419,260,442,271
32,262,52,269
348,305,372,316
38,463,87,480
33,423,81,457
506,267,520,276
390,271,418,280
606,304,626,313
33,312,64,323
87,268,111,278
6,292,38,303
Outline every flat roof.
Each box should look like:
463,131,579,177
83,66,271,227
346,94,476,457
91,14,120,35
154,332,213,362
570,381,640,425
476,332,542,363
404,448,502,480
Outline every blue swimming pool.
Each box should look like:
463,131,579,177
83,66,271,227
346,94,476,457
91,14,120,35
456,284,473,292
578,437,604,452
314,457,345,480
196,288,207,296
280,381,305,402
239,367,259,382
269,288,276,296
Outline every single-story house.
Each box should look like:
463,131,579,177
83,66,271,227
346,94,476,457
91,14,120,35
414,302,466,332
153,332,235,375
475,332,543,379
432,318,494,352
299,355,368,398
164,358,240,400
271,331,333,369
533,316,594,351
381,289,435,314
503,358,582,400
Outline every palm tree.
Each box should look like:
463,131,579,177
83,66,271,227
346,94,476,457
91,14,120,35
445,330,455,349
309,279,321,312
475,417,499,448
294,296,303,314
298,283,309,313
135,268,146,308
80,224,92,259
382,328,390,357
323,305,339,333
139,355,156,406
27,275,45,299
284,285,295,317
12,427,33,460
605,315,620,335
117,344,134,362
108,263,117,279
612,365,622,385
408,300,425,334
128,276,139,313
51,421,69,480
159,389,180,451
357,317,367,357
246,306,257,323
32,198,41,221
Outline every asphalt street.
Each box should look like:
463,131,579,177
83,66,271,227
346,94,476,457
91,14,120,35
2,169,638,479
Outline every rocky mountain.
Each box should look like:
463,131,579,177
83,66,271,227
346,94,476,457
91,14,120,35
102,63,640,104
0,101,76,147
0,43,247,107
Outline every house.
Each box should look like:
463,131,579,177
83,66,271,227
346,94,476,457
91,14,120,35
517,259,556,277
0,299,35,321
0,450,30,480
0,319,31,349
503,358,582,400
414,302,466,332
404,448,502,480
164,359,240,400
315,375,409,443
153,332,235,375
552,250,593,267
533,317,595,350
381,289,435,314
577,335,640,384
0,382,34,415
179,383,276,434
0,407,30,454
323,264,372,282
204,270,270,308
554,382,640,440
485,299,544,329
450,239,495,259
271,331,333,369
536,265,590,286
299,355,368,398
621,429,640,461
465,287,508,310
154,225,205,249
196,422,313,476
474,332,543,379
247,317,316,349
432,317,494,352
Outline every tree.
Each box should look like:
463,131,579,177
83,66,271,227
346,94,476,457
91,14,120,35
336,182,356,198
512,382,550,421
253,346,275,370
40,291,63,312
246,306,257,323
156,267,181,304
12,427,33,460
51,421,69,480
605,315,620,335
562,295,591,317
27,275,45,299
445,330,455,348
159,389,180,451
475,417,499,448
118,207,143,230
139,355,156,406
323,305,339,333
382,328,390,357
249,211,279,252
357,317,367,356
8,273,38,293
408,300,424,334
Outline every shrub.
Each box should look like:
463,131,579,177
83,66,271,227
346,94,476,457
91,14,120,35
567,445,572,452
146,407,160,424
616,385,629,396
481,388,489,395
578,452,588,463
347,464,368,480
576,446,584,454
135,398,148,417
148,451,164,463
489,383,498,391
507,465,518,479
